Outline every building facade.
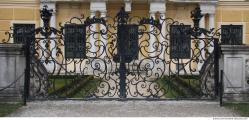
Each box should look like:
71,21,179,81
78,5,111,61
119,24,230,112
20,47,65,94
0,0,247,43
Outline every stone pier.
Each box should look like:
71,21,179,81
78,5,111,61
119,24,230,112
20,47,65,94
0,44,25,101
220,45,249,101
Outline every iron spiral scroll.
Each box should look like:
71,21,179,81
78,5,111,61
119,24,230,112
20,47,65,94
1,6,221,100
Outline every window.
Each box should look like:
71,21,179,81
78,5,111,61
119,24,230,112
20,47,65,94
13,24,35,44
114,24,139,63
170,25,191,59
64,24,86,59
221,25,243,45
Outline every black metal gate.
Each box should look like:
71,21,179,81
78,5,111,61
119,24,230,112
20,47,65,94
3,5,221,100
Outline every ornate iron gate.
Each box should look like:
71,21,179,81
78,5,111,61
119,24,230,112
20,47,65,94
3,5,221,100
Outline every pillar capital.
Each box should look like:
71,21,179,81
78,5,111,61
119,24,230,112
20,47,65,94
40,1,56,14
148,0,166,2
199,2,217,15
90,1,106,12
149,1,166,14
125,1,132,12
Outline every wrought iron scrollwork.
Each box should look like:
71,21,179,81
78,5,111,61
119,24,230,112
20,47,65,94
85,17,106,26
1,5,221,100
139,17,162,30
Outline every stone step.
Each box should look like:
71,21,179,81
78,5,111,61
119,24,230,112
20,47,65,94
0,96,22,102
0,90,22,102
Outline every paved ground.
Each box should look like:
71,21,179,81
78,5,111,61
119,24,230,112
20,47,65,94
9,100,240,117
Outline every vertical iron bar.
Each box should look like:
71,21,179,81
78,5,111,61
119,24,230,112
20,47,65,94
119,61,127,99
214,38,219,97
119,25,127,99
116,8,129,99
220,70,224,106
177,58,180,76
23,37,30,105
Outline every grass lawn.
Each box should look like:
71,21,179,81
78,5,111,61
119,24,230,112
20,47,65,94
156,75,201,98
47,75,102,98
72,77,101,98
0,103,23,117
224,103,249,117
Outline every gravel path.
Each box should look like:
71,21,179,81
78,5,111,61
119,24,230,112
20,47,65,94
9,100,239,117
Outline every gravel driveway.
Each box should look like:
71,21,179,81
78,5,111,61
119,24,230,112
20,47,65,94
9,100,239,117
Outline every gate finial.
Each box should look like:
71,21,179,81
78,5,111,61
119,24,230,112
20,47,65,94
40,5,53,29
191,7,203,29
191,7,210,38
38,5,59,39
116,7,129,25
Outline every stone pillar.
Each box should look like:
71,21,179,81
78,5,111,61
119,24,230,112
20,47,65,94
124,0,131,12
198,13,206,70
89,10,96,58
88,1,106,76
50,3,57,59
149,1,166,58
159,12,166,59
100,11,107,58
208,13,215,53
199,3,216,71
149,1,166,76
90,1,106,58
149,12,156,57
